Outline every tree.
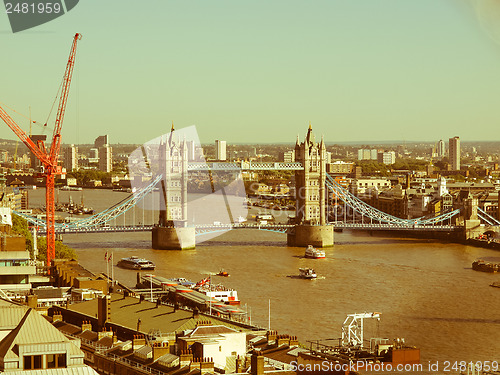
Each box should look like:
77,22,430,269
36,237,78,262
11,214,34,258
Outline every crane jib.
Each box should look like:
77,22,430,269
0,33,82,266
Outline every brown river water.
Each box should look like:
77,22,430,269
27,188,500,368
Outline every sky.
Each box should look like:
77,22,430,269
1,0,500,146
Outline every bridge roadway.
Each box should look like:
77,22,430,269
40,222,460,235
188,161,303,171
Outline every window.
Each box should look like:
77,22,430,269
24,355,42,370
47,353,67,369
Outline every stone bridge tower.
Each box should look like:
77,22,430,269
152,124,195,250
294,123,326,225
287,124,333,247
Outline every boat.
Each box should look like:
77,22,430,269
216,269,229,277
117,256,155,270
472,259,500,273
299,268,317,279
194,278,240,305
304,245,325,259
305,312,420,367
490,282,500,288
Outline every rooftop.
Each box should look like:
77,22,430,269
68,293,250,335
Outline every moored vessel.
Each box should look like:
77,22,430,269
117,256,155,270
304,245,325,259
194,278,240,305
472,259,500,273
301,312,420,369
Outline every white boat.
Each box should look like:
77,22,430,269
195,278,240,305
299,268,317,279
117,256,155,270
304,245,325,259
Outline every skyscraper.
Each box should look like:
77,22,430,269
215,140,226,161
437,139,445,158
94,135,108,148
98,144,113,172
63,144,78,172
449,136,460,171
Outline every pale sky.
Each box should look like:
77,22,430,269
1,0,500,145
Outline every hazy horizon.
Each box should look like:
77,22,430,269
2,1,500,145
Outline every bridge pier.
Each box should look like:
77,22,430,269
463,219,482,240
152,227,196,250
287,225,334,248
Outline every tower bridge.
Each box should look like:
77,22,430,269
17,125,499,247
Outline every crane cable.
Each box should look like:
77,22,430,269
44,77,64,128
0,101,53,132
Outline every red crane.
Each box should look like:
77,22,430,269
0,33,82,265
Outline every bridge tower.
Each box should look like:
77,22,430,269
152,125,195,250
287,124,334,247
463,192,481,240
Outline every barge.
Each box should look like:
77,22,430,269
472,259,500,273
297,312,420,374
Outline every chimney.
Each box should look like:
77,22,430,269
97,295,110,329
251,352,264,375
200,357,214,375
98,327,113,340
192,307,199,318
289,335,299,347
26,295,38,309
132,335,146,350
266,330,277,346
52,312,63,323
189,357,200,372
277,334,289,347
81,321,92,332
179,350,193,366
152,342,170,361
235,355,243,373
137,318,142,332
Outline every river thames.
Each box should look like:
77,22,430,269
28,188,500,366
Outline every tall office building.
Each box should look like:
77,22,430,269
449,136,460,171
215,140,226,161
437,139,445,158
94,135,108,148
98,144,113,172
89,148,99,163
357,149,378,161
281,150,295,162
377,151,396,165
63,144,78,172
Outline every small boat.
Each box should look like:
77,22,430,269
490,282,500,288
299,268,317,279
117,256,155,270
472,259,500,273
216,270,229,277
304,245,325,259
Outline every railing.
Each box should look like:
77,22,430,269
331,222,460,231
65,331,168,375
326,174,461,226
